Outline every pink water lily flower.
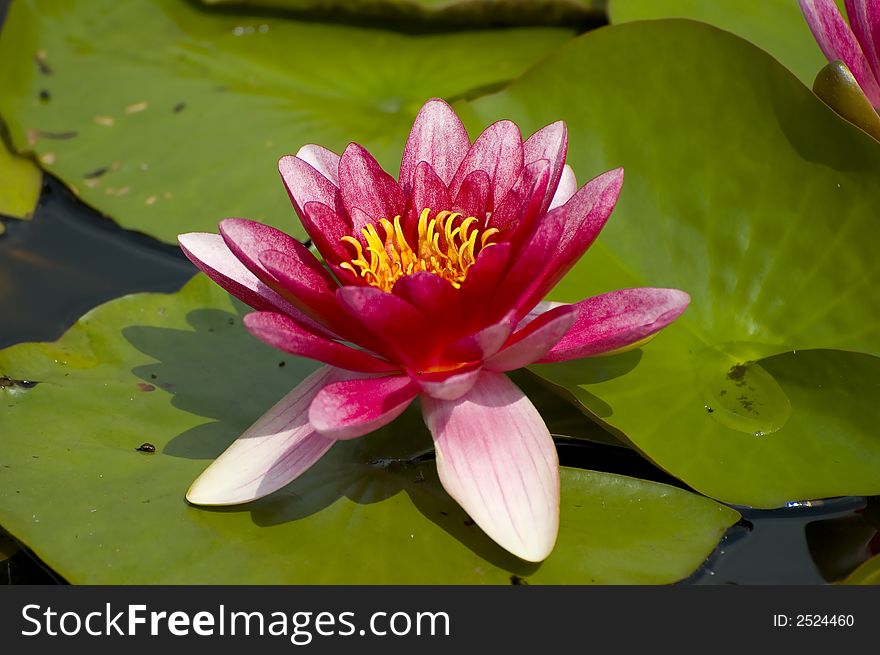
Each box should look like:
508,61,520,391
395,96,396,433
800,0,880,108
178,98,689,562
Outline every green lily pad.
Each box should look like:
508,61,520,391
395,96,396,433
0,124,41,226
465,20,880,508
842,553,880,585
201,0,605,25
608,0,845,85
0,275,738,584
0,0,573,245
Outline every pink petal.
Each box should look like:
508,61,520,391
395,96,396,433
417,365,483,400
457,242,512,330
309,374,416,440
485,304,576,372
244,312,398,373
422,371,559,562
540,288,690,362
186,366,343,505
295,144,340,185
453,169,492,220
524,167,624,310
392,271,461,330
523,121,568,212
800,0,880,105
279,155,345,220
450,120,524,212
300,200,353,265
488,158,551,245
178,232,299,316
549,164,577,210
403,161,452,240
444,311,516,362
399,98,471,191
336,285,432,365
338,143,405,232
219,218,333,290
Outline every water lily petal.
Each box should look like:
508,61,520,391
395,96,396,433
392,271,461,329
549,164,577,210
178,232,299,316
403,161,452,241
309,374,416,440
339,143,405,232
453,169,492,220
523,120,567,211
450,120,524,211
399,98,471,190
186,366,342,505
300,200,353,265
220,218,334,290
525,167,624,310
279,154,345,220
244,312,397,373
295,144,340,185
489,158,551,246
445,311,516,361
540,288,691,362
417,365,483,400
800,0,880,105
485,304,576,371
336,285,432,365
422,371,559,562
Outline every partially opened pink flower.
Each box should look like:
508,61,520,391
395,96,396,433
178,98,689,562
800,0,880,108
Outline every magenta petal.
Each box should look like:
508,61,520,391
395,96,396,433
524,167,624,310
422,371,559,562
800,0,880,105
178,232,298,316
392,271,461,328
300,201,352,264
450,120,524,211
453,169,492,219
309,375,416,440
523,121,568,211
540,288,690,362
488,158,551,244
403,162,452,239
549,164,577,210
339,143,405,229
186,366,343,505
244,312,398,373
846,0,880,82
279,155,344,219
399,98,471,191
445,311,516,362
417,366,482,400
336,285,432,364
295,144,340,185
485,304,576,372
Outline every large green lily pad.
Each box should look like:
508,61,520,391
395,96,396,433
465,20,880,508
201,0,605,25
0,0,573,245
608,0,844,85
0,275,738,584
0,125,41,228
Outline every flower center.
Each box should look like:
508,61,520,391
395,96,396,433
339,208,498,292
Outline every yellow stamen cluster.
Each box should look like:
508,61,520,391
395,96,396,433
339,208,499,291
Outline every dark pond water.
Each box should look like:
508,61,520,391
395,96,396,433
0,178,877,585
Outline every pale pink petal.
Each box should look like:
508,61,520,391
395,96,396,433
278,155,344,219
549,165,577,210
399,98,471,190
800,0,880,105
186,366,344,505
244,312,399,373
416,365,482,400
485,305,576,372
540,288,690,362
422,371,559,562
295,144,340,185
178,232,299,316
309,375,416,440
